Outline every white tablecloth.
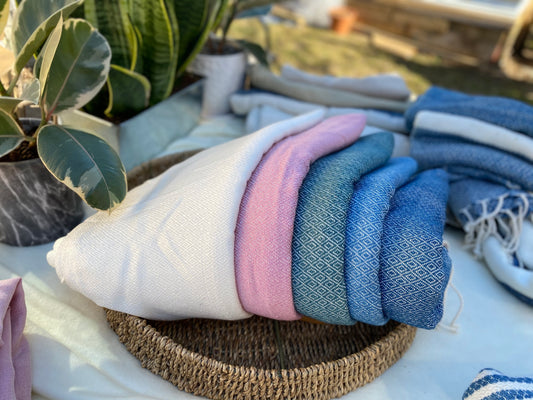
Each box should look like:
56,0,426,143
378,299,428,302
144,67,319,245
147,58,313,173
1,227,532,400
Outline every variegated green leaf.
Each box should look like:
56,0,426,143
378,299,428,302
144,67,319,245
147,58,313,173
0,109,25,158
0,0,9,36
0,97,24,114
37,125,127,211
105,64,150,117
11,0,83,75
41,19,111,118
37,15,63,95
129,0,176,105
20,78,40,103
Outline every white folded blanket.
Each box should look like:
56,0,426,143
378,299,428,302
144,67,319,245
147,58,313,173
231,92,407,133
414,111,533,162
249,65,409,113
281,64,411,101
47,110,326,320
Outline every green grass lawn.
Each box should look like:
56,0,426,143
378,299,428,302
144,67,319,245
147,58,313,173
229,19,533,103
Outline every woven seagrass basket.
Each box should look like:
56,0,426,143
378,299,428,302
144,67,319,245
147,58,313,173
105,150,417,400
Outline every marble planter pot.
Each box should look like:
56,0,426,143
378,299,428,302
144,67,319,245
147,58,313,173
0,155,84,247
188,48,247,117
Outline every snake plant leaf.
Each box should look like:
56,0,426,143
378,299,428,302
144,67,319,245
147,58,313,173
11,0,83,75
236,39,269,67
176,0,228,75
0,97,24,114
41,19,111,118
83,0,136,70
105,64,151,118
169,0,208,62
0,0,9,36
129,0,177,105
0,109,25,158
37,125,127,211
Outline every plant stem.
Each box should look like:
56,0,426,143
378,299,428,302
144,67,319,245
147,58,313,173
6,70,21,96
38,105,48,131
273,319,286,374
0,80,8,96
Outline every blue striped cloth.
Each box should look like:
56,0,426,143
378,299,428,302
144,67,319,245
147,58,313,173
292,132,394,325
463,368,533,400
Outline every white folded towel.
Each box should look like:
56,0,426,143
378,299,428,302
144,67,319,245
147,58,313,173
414,111,533,162
232,92,407,133
249,65,409,113
47,110,326,320
281,64,411,101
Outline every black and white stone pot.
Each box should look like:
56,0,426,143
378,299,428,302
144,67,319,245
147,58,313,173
0,121,84,247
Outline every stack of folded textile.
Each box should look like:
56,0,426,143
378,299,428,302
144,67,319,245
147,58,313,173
230,64,412,157
48,112,451,329
407,87,533,304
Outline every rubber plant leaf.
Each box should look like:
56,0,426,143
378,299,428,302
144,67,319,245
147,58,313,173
0,109,25,158
41,19,111,119
128,0,177,105
11,0,83,76
82,0,136,70
20,78,40,103
36,15,63,96
0,0,9,36
0,98,23,114
37,125,127,211
105,64,151,118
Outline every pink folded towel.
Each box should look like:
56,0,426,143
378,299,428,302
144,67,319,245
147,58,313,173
235,114,366,320
0,278,31,400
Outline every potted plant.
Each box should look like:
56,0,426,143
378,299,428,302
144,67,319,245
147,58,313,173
0,0,127,246
187,0,275,117
62,0,226,170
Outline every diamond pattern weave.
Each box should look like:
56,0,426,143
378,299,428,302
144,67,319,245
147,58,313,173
292,132,394,325
380,169,451,329
345,157,418,325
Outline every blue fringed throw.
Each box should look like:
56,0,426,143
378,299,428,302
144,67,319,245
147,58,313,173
405,86,533,137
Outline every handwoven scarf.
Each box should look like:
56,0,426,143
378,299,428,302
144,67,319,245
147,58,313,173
250,65,409,113
235,114,366,320
281,64,411,100
0,278,31,400
47,110,326,320
380,169,451,329
410,110,533,303
345,157,418,325
462,368,533,400
411,121,533,258
292,132,394,325
405,86,533,137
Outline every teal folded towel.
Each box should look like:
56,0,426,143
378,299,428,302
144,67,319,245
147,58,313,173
292,132,394,325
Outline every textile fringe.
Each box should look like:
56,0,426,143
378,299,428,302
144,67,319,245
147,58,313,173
460,192,531,259
438,262,464,334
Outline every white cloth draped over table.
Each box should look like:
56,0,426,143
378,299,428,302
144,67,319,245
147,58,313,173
47,110,326,321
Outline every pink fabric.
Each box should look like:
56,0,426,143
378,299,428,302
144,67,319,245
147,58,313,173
0,278,31,400
235,114,366,320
